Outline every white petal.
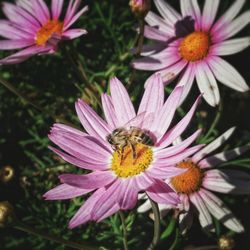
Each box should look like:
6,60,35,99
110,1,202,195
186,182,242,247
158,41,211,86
154,0,181,25
180,0,201,29
211,37,250,56
192,127,235,163
201,0,219,30
189,192,214,231
212,0,246,34
195,61,220,107
208,56,249,92
145,11,174,35
200,189,244,232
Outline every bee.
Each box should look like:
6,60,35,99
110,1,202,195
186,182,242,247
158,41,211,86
106,126,155,160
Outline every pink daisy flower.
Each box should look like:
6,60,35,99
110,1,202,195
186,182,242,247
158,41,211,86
138,127,250,233
0,0,88,64
44,74,203,229
132,0,250,106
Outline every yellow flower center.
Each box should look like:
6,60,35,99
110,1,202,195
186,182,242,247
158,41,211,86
111,143,153,178
171,160,203,194
35,20,63,46
179,31,210,62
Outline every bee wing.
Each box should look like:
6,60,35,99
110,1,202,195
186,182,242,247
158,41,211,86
124,112,155,129
123,111,147,129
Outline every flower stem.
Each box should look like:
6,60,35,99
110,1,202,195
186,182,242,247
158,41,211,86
202,100,223,142
129,18,145,87
147,197,161,250
119,211,129,250
13,221,98,250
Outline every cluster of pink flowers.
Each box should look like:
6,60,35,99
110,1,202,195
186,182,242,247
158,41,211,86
1,0,249,241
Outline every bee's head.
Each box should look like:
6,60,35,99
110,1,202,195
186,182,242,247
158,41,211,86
106,134,114,144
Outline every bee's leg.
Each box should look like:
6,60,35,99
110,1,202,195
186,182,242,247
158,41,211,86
120,146,125,162
130,142,137,159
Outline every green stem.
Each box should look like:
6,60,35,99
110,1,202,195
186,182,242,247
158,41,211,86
129,18,145,87
147,197,161,250
119,211,129,250
202,100,223,142
13,222,98,250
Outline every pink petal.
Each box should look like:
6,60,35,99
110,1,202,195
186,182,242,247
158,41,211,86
51,0,64,20
146,165,186,179
146,180,179,205
154,0,182,25
133,173,155,190
64,5,88,31
156,129,202,156
201,0,219,31
64,0,81,27
195,61,220,107
92,180,122,221
0,45,53,65
69,187,106,228
0,39,34,50
151,86,183,140
158,59,188,84
49,146,109,171
143,25,169,41
101,93,119,128
62,28,87,39
110,77,136,126
156,144,205,166
2,2,40,29
75,99,112,141
49,130,111,163
118,179,138,210
157,95,202,148
0,20,34,39
33,0,51,25
59,171,116,189
138,73,164,126
192,127,235,163
132,46,181,71
43,183,92,200
208,56,249,92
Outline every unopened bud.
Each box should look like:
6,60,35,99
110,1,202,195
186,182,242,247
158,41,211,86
218,235,235,250
129,0,151,18
0,165,15,184
0,201,15,228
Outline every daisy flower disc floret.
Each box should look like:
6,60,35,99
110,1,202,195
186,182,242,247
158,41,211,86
44,74,203,228
0,0,88,64
138,127,250,233
132,0,250,106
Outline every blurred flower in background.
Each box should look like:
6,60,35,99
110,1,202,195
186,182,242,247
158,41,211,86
132,0,250,106
138,127,250,233
44,74,202,228
0,0,88,64
129,0,151,17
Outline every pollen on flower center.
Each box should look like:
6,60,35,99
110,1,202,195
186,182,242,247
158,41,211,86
111,143,153,178
179,31,210,62
171,160,203,194
35,20,63,46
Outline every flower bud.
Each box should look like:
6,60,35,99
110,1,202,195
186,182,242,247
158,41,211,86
129,0,151,18
0,165,15,184
218,235,235,250
0,201,14,228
